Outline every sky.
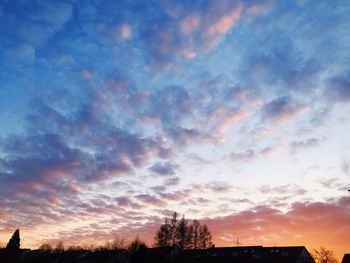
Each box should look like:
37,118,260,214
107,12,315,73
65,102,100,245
0,0,350,258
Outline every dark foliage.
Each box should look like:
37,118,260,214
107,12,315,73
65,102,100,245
154,212,213,249
6,229,20,251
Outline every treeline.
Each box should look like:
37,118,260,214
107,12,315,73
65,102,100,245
154,212,213,249
38,235,146,254
1,212,213,253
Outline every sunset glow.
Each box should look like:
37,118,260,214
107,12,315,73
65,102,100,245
0,0,349,260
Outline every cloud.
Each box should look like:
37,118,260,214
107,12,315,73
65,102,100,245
261,96,308,125
202,1,243,51
146,85,192,126
138,0,270,66
205,196,350,258
4,44,36,63
118,23,132,39
114,197,141,209
179,13,201,35
260,144,283,156
0,89,175,230
24,195,350,259
135,194,167,207
164,176,181,186
216,110,251,133
158,192,187,202
0,134,85,230
0,133,81,190
149,161,179,176
244,0,271,17
164,127,216,146
290,138,320,154
258,184,307,196
341,160,350,176
326,73,350,103
1,0,73,48
205,181,232,192
230,149,256,163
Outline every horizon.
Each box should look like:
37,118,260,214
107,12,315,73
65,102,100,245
0,0,349,261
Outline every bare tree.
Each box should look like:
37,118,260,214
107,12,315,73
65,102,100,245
106,234,126,250
54,241,65,253
312,247,339,263
198,224,212,249
170,212,178,246
176,216,192,249
154,212,214,249
191,220,200,249
154,218,172,247
38,243,53,251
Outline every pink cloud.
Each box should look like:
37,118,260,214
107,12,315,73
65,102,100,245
204,196,350,260
179,13,201,35
202,3,243,51
218,110,251,133
260,144,283,156
245,1,271,17
80,69,95,80
179,47,197,59
205,8,242,37
118,23,132,39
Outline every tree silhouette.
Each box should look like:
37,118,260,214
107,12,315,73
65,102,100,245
54,241,65,253
312,247,339,263
170,212,178,246
198,224,212,249
154,212,213,249
129,236,148,263
105,234,126,250
176,216,192,249
6,229,20,251
128,236,147,254
154,218,172,247
4,229,20,262
39,243,53,251
191,220,200,249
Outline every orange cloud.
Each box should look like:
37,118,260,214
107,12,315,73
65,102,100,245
204,196,350,260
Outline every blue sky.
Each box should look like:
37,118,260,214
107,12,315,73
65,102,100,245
1,0,350,256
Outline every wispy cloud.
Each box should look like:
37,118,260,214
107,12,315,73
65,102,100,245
290,138,320,154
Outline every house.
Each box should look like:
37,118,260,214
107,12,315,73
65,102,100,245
259,246,315,263
342,254,350,263
178,246,315,263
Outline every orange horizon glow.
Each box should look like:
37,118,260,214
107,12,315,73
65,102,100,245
3,196,348,260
